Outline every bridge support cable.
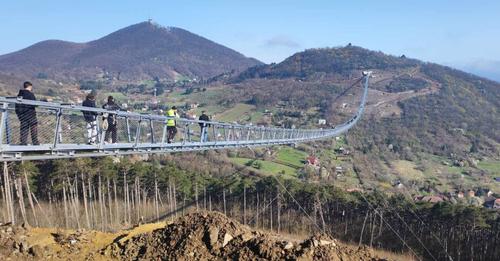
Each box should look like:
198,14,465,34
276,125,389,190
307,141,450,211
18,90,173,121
0,73,371,161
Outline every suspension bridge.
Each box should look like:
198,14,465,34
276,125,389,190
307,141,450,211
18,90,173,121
0,72,371,161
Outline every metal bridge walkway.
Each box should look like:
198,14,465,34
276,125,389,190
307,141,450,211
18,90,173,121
0,73,371,161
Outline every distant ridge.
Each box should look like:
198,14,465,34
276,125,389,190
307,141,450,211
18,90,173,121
0,21,262,82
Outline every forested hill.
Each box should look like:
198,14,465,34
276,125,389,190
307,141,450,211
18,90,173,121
222,46,500,190
0,21,262,83
231,46,421,82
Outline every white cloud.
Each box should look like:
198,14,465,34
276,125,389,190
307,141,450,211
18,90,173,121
264,35,301,48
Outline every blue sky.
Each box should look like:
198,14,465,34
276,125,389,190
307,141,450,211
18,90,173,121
1,0,500,81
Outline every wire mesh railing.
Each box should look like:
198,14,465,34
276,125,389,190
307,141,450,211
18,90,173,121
0,73,370,161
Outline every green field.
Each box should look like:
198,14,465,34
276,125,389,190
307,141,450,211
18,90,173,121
392,160,425,180
193,105,225,117
478,160,500,176
217,103,255,122
231,157,297,177
276,147,308,168
187,88,227,103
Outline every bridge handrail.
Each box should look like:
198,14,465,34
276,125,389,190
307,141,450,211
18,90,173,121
0,72,370,161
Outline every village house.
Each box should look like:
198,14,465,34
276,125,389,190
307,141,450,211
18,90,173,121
306,156,319,167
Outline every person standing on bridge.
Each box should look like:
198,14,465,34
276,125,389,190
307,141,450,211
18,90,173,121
82,93,98,144
15,81,39,145
166,106,179,143
198,110,210,142
102,96,121,143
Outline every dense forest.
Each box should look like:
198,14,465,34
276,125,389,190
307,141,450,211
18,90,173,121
1,156,499,260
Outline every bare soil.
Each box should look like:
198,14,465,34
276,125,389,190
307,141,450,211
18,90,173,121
0,212,403,260
103,211,392,260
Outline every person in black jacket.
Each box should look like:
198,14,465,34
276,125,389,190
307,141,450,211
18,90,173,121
15,82,39,145
82,93,98,144
198,111,210,142
102,96,121,143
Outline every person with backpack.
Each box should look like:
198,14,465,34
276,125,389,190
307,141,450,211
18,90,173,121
15,81,39,145
166,106,179,143
102,96,121,143
198,110,210,142
82,93,98,144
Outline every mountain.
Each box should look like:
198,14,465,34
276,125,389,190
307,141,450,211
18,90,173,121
231,46,420,82
0,21,262,82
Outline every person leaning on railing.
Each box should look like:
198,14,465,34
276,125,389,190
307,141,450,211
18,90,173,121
15,81,39,145
102,96,122,144
166,106,179,143
82,93,98,144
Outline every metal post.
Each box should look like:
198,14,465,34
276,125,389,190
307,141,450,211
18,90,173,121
149,119,155,144
0,103,8,147
235,127,240,144
95,114,101,144
200,125,205,143
126,117,132,143
187,124,192,143
53,108,63,148
161,122,167,145
99,115,106,148
134,117,142,147
182,123,189,145
5,110,11,145
212,124,217,144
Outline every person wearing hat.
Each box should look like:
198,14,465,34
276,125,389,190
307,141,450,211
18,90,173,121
82,93,98,144
102,95,121,143
15,81,39,145
166,106,179,143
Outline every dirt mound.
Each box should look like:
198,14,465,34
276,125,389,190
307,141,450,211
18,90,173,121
0,221,110,260
0,222,33,259
0,212,400,260
104,211,390,260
